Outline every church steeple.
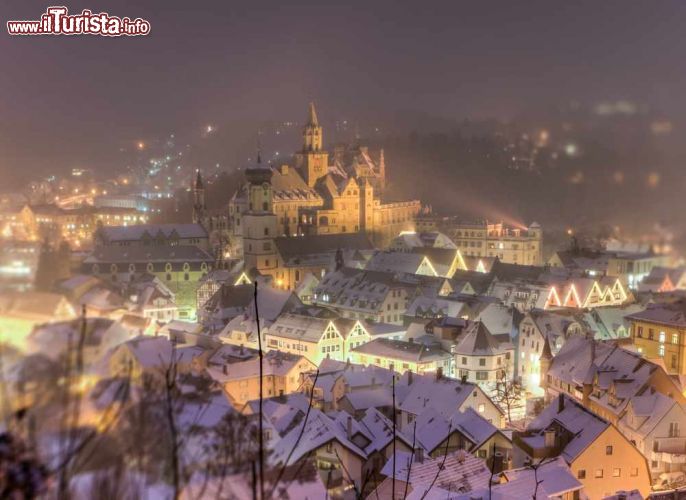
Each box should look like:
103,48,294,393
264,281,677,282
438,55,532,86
307,101,319,127
303,102,323,152
298,102,328,187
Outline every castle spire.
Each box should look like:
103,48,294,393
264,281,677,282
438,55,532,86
307,101,319,127
378,148,386,185
195,169,204,190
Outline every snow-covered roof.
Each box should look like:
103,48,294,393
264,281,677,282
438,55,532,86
453,321,510,357
352,338,451,363
415,406,500,453
398,373,497,418
270,408,367,465
380,449,491,497
406,296,468,318
527,394,610,462
207,350,311,382
96,223,208,242
365,251,434,276
492,456,583,499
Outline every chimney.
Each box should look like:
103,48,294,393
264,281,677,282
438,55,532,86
408,370,413,385
544,429,556,448
461,374,467,383
558,393,565,413
590,338,596,362
346,416,353,440
436,367,443,380
416,448,424,463
222,364,227,375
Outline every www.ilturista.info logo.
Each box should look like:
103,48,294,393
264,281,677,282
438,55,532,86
7,6,151,36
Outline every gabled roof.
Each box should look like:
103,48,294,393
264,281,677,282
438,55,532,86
453,321,506,356
270,408,367,465
526,395,610,462
415,406,500,454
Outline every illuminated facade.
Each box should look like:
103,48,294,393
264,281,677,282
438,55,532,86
543,277,629,310
230,103,421,248
19,203,148,248
83,245,213,320
451,221,543,266
627,304,686,376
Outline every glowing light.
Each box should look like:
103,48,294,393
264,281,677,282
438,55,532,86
647,172,660,188
137,141,145,150
565,143,578,156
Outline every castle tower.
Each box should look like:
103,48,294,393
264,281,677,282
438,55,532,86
192,170,206,225
295,102,329,187
378,148,386,189
242,152,278,274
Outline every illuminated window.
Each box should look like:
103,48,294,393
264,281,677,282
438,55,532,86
594,469,603,479
672,333,679,344
659,345,665,357
659,331,666,343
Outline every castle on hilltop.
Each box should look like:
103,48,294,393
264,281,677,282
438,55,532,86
228,103,421,250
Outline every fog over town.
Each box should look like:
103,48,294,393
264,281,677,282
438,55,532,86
1,1,686,499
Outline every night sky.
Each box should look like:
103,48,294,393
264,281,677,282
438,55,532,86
1,0,686,183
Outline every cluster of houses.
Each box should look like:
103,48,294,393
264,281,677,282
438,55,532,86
5,215,686,497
